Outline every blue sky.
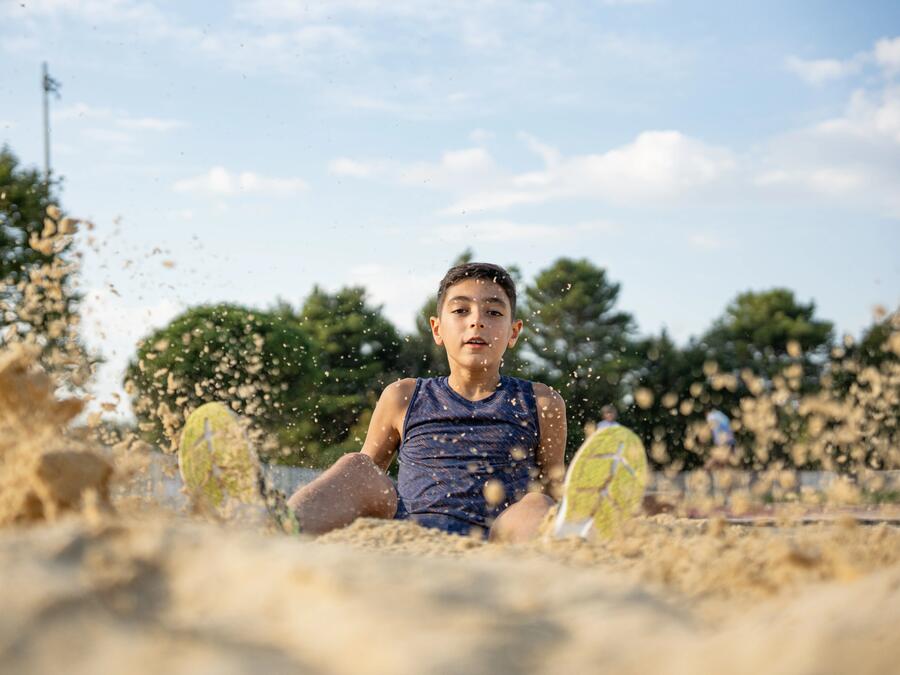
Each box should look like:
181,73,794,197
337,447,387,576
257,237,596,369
2,1,899,412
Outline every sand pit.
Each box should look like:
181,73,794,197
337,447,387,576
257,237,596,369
1,513,899,675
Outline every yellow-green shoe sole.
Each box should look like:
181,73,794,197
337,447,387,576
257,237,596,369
178,401,261,510
553,425,649,540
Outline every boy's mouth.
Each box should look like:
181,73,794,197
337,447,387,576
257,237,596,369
464,337,489,347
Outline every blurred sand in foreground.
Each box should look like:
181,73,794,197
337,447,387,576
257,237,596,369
1,509,899,675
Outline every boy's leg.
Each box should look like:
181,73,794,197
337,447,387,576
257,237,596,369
488,492,555,544
287,452,398,535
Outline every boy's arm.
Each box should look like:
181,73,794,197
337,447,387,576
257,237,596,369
360,378,416,472
532,382,567,499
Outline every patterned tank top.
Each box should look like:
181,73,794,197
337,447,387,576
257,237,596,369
396,375,541,535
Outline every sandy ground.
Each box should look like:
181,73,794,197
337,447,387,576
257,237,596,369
2,502,899,675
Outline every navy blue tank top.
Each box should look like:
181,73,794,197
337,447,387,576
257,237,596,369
396,375,541,535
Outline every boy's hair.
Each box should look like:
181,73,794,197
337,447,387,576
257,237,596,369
436,262,517,318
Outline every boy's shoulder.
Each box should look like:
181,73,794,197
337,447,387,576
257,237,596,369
529,380,565,411
381,377,418,406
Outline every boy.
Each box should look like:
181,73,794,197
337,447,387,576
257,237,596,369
179,262,648,542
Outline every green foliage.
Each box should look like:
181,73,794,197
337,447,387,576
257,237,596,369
0,146,79,340
521,258,636,457
622,332,710,470
123,253,891,474
0,146,56,295
295,285,404,451
0,145,92,387
825,311,899,466
702,288,833,388
125,304,314,459
693,289,836,468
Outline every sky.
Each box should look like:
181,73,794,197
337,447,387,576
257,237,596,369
1,0,899,415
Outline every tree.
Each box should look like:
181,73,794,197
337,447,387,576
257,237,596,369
702,288,833,389
521,258,636,457
1,147,56,308
125,304,314,461
295,286,405,453
0,145,90,387
622,331,710,470
694,289,835,469
822,310,900,471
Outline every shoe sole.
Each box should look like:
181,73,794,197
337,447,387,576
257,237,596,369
553,425,649,540
178,401,261,511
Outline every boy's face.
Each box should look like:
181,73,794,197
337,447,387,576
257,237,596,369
430,278,523,373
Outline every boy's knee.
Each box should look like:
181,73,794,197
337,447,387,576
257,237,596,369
518,492,555,510
335,452,397,517
334,451,376,473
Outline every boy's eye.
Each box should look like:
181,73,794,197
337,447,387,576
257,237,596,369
452,308,467,314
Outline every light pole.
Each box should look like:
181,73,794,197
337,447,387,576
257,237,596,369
42,62,61,184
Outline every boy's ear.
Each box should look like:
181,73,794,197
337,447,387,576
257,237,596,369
507,318,524,348
429,316,443,345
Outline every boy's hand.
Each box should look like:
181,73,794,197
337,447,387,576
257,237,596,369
360,378,416,472
533,383,567,499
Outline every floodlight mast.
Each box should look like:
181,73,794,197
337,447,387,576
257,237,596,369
42,62,61,185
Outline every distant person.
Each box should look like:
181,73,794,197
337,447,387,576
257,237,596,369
596,404,619,430
177,262,649,543
704,409,736,470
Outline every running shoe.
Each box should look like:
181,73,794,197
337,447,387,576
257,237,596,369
553,424,649,539
178,401,300,533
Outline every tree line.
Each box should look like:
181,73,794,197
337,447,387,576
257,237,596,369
124,252,896,471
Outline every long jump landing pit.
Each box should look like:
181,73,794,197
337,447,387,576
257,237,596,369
1,507,899,675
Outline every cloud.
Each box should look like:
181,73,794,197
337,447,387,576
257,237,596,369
874,36,900,74
813,86,900,143
725,36,900,218
328,157,382,178
333,132,734,213
786,35,900,85
399,147,503,192
754,82,900,216
343,263,436,332
443,131,735,213
53,102,185,134
173,166,309,196
785,55,861,85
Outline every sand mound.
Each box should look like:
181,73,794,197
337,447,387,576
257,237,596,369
0,345,112,525
1,515,898,675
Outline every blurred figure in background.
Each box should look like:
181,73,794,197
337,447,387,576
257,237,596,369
597,404,619,431
704,408,736,470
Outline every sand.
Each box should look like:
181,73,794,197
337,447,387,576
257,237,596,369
1,512,899,675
